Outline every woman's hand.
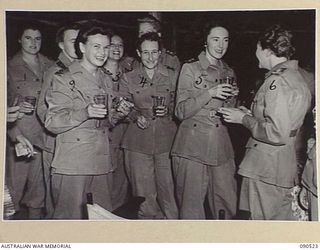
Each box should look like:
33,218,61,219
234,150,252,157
19,101,35,114
87,104,107,118
7,106,23,122
136,115,150,129
208,83,233,100
154,106,168,117
16,135,35,157
218,107,246,124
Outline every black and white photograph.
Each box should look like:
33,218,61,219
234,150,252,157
4,8,317,223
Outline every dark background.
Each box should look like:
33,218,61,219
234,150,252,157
6,10,316,101
6,10,316,165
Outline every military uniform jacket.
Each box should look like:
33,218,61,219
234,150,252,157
302,139,317,197
45,61,112,175
103,65,129,149
171,51,237,166
239,60,311,188
7,51,53,148
121,63,178,155
37,52,73,153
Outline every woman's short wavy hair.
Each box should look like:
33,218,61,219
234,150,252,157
202,20,230,46
136,32,163,52
258,24,295,59
74,21,111,59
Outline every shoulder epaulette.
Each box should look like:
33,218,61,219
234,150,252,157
166,65,175,71
54,67,68,76
165,49,176,56
123,66,134,73
184,58,198,64
101,67,113,75
271,67,286,76
56,60,68,70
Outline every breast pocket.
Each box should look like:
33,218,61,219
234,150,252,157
156,84,172,105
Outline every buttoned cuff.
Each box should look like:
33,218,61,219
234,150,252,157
242,114,256,131
72,107,89,123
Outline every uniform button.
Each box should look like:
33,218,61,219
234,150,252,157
150,83,153,86
152,117,156,120
76,138,80,141
193,124,197,127
216,124,219,127
254,144,257,147
204,85,207,88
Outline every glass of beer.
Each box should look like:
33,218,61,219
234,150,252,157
24,96,37,115
93,94,107,128
153,96,166,116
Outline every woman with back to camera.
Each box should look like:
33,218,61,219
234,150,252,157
219,24,311,220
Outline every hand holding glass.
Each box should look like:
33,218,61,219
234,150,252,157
20,96,36,115
153,96,167,117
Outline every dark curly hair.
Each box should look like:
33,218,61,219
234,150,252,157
74,21,112,59
136,32,163,52
202,20,229,46
258,24,295,59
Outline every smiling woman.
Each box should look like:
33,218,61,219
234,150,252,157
6,22,54,219
43,23,126,219
171,21,238,219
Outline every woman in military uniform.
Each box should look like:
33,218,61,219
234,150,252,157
171,22,238,219
121,32,178,219
219,24,311,220
7,23,53,219
103,34,131,210
45,24,124,219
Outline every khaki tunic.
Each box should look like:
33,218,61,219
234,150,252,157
121,63,178,154
37,52,73,153
45,61,112,175
239,60,311,188
171,51,238,219
7,51,53,147
171,51,237,165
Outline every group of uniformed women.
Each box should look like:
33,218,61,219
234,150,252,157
6,15,316,220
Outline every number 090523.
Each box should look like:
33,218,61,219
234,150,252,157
300,244,319,248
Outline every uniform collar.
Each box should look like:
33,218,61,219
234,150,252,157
69,60,103,81
198,51,226,70
9,51,51,78
265,60,299,79
137,62,169,79
57,52,73,68
10,51,48,67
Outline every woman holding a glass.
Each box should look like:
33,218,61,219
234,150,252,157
121,32,178,219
